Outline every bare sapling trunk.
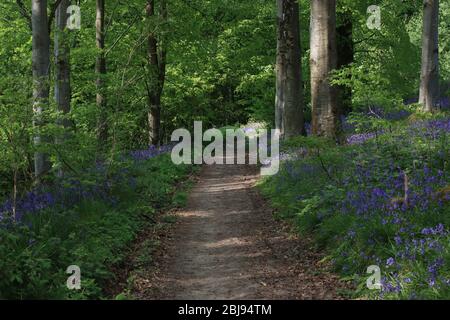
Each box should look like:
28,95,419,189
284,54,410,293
146,0,167,146
336,10,353,116
96,0,108,144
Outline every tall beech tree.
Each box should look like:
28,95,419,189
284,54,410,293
146,0,167,146
275,0,304,139
55,0,71,129
419,0,439,112
31,0,51,179
310,0,339,139
96,0,108,144
54,0,71,175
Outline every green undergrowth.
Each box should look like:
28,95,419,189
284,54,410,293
259,115,450,300
0,154,196,299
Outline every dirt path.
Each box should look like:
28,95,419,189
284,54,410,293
133,160,348,300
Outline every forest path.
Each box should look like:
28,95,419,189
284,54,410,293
134,158,347,300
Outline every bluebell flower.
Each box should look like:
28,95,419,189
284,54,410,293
386,257,395,267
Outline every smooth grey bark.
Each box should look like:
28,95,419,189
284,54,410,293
310,0,339,139
146,0,167,146
54,0,72,176
55,0,71,126
96,0,108,144
275,0,304,139
419,0,439,112
32,0,51,179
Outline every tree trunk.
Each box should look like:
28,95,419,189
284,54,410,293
55,0,71,127
55,0,72,176
310,0,339,139
419,0,439,112
32,0,51,179
275,0,304,139
336,10,353,116
96,0,108,144
146,0,167,146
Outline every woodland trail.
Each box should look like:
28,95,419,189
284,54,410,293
133,159,348,300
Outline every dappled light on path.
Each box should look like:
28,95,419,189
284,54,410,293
136,162,348,300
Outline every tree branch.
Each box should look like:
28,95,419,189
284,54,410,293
105,15,140,57
48,0,64,34
353,32,377,45
15,0,32,30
